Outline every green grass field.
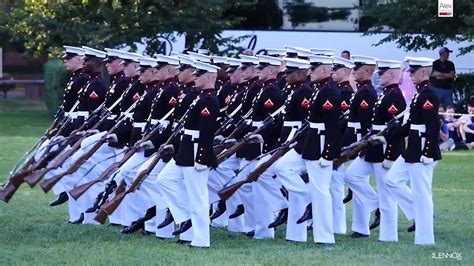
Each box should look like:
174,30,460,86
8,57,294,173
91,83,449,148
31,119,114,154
1,100,473,265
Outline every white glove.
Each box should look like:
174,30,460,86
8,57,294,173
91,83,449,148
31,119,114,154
106,133,118,143
420,155,434,164
319,157,332,167
194,162,208,171
51,135,65,142
382,159,394,169
245,133,264,144
369,135,387,145
158,144,174,154
86,129,100,135
139,140,155,150
214,135,225,145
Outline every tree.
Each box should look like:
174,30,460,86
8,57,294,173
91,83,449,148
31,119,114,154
362,0,474,55
2,0,247,57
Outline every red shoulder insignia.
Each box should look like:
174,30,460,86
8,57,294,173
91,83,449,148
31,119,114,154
264,99,274,109
322,99,334,110
132,92,141,102
422,100,433,110
301,98,310,109
340,101,349,110
360,100,369,109
387,104,399,114
168,96,177,106
89,91,99,100
200,107,210,117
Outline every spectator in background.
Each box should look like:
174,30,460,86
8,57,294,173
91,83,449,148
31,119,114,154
430,47,456,108
444,105,463,143
341,50,350,60
460,99,474,149
399,66,417,102
438,105,455,151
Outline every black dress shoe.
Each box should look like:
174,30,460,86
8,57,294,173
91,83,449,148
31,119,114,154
351,232,369,238
121,221,144,234
407,222,415,232
108,223,121,227
245,230,255,237
141,230,153,236
228,204,245,219
268,208,288,228
343,188,353,204
172,219,192,235
157,209,174,229
189,245,209,249
50,192,69,207
142,206,157,221
69,213,84,224
210,200,226,221
297,204,312,224
176,239,191,245
317,242,335,249
369,209,380,230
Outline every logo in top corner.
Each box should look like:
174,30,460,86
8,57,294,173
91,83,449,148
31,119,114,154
438,0,453,17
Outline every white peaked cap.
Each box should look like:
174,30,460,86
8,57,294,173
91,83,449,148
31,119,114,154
257,55,283,66
63,45,85,56
295,47,315,58
332,56,355,69
193,61,220,73
226,58,243,67
377,59,402,69
179,56,196,66
212,56,228,64
283,57,310,69
404,57,435,67
310,48,336,56
265,48,287,57
104,48,124,58
239,55,260,65
121,51,143,62
82,46,107,58
155,54,180,66
188,52,212,63
308,55,333,65
139,57,159,67
352,55,378,65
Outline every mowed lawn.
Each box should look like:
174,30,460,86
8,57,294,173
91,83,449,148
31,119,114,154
1,100,473,265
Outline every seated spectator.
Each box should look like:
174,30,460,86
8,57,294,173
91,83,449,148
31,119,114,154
438,106,455,151
460,99,474,149
444,105,463,143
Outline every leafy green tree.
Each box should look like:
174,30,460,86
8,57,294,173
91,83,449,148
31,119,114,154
362,0,473,55
2,0,246,57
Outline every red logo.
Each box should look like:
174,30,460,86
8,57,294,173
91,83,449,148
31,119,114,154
322,100,333,110
387,104,399,114
168,97,177,106
301,98,310,109
264,99,274,109
360,100,369,109
200,107,211,117
132,92,141,102
89,91,99,100
340,101,349,110
423,100,433,110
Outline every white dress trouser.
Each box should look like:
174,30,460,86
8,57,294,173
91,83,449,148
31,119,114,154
331,164,347,234
385,156,437,245
157,159,211,247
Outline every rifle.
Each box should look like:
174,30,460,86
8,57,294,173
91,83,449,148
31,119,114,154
24,101,115,187
68,107,175,200
215,105,284,164
333,108,409,169
39,101,139,193
214,103,242,136
94,117,186,224
218,123,309,201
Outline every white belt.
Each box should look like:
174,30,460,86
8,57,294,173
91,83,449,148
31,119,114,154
121,112,133,119
372,124,386,131
252,121,263,127
184,129,200,139
133,122,147,130
107,114,117,120
245,119,252,125
77,111,89,117
68,112,78,119
283,121,302,127
309,122,325,131
151,119,170,128
347,122,361,129
410,124,426,133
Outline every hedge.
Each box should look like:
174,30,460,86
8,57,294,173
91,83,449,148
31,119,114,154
453,73,474,113
43,59,69,116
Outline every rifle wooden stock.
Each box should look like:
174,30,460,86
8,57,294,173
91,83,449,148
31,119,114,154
69,147,138,200
0,170,31,203
94,152,164,224
218,123,308,200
